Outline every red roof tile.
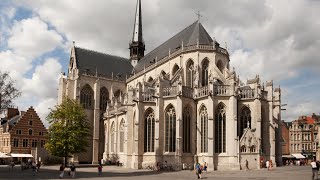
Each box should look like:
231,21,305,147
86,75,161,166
305,117,315,124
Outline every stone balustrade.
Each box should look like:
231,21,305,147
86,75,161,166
198,86,209,98
163,86,178,97
241,89,255,99
214,85,230,96
142,92,155,102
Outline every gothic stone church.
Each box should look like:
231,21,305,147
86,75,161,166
58,0,282,170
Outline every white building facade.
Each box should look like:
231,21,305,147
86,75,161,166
58,0,282,170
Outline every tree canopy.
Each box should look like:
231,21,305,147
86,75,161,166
0,71,21,112
46,97,90,165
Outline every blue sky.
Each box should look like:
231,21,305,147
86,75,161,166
0,0,319,126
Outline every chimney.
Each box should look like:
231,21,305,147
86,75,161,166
20,111,26,117
7,108,19,119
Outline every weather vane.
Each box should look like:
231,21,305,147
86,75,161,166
195,10,203,22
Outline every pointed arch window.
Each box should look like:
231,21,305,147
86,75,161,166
200,106,208,153
144,109,155,152
216,60,224,73
147,77,154,83
215,103,226,153
186,60,194,87
114,90,122,103
201,59,209,86
119,120,125,152
250,145,256,153
80,84,94,109
111,122,115,152
240,145,247,153
172,64,180,77
165,105,176,152
100,87,109,111
183,106,191,153
239,106,251,138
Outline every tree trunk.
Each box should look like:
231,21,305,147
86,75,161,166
64,155,68,167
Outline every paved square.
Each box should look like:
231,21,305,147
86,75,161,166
0,165,312,180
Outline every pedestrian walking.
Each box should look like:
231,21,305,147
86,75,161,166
245,159,249,170
9,161,15,172
311,159,319,180
36,161,41,171
59,164,65,179
266,160,270,170
203,162,207,172
70,164,76,178
98,163,103,175
269,160,273,170
195,163,202,179
32,162,37,176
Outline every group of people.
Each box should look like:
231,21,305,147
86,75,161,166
58,163,103,179
285,159,307,166
195,162,208,179
8,158,41,174
59,164,76,179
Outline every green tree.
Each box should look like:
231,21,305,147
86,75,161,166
0,71,21,112
46,97,90,165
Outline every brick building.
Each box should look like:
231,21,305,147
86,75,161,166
0,107,48,161
289,115,319,159
281,121,291,155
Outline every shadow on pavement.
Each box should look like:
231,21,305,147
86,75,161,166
0,165,186,179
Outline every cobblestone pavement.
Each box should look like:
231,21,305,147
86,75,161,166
0,165,312,180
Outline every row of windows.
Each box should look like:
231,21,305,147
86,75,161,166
80,86,112,110
291,124,313,130
290,133,311,141
240,145,256,153
15,129,45,136
2,138,9,146
108,103,252,154
290,143,317,151
12,138,46,148
109,103,249,154
80,59,227,109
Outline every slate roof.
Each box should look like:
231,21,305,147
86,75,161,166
74,47,133,81
0,115,20,130
134,21,214,73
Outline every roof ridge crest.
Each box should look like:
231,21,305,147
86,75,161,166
75,46,129,61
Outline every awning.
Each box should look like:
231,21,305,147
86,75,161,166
0,153,11,158
10,153,33,158
292,153,306,159
282,155,294,158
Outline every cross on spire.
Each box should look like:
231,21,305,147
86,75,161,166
195,10,203,22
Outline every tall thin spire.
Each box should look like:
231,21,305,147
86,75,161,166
132,0,143,43
130,0,145,67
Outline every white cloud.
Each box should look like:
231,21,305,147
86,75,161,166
0,50,32,80
6,0,320,123
34,98,58,127
0,15,63,127
22,58,62,98
8,17,63,58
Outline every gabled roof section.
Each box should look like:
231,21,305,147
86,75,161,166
74,47,133,80
134,21,214,73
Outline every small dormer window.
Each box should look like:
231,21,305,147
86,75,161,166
29,121,33,126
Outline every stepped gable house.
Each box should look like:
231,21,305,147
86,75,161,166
0,107,47,161
58,0,282,170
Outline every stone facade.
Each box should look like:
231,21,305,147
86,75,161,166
289,115,318,159
58,0,282,170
